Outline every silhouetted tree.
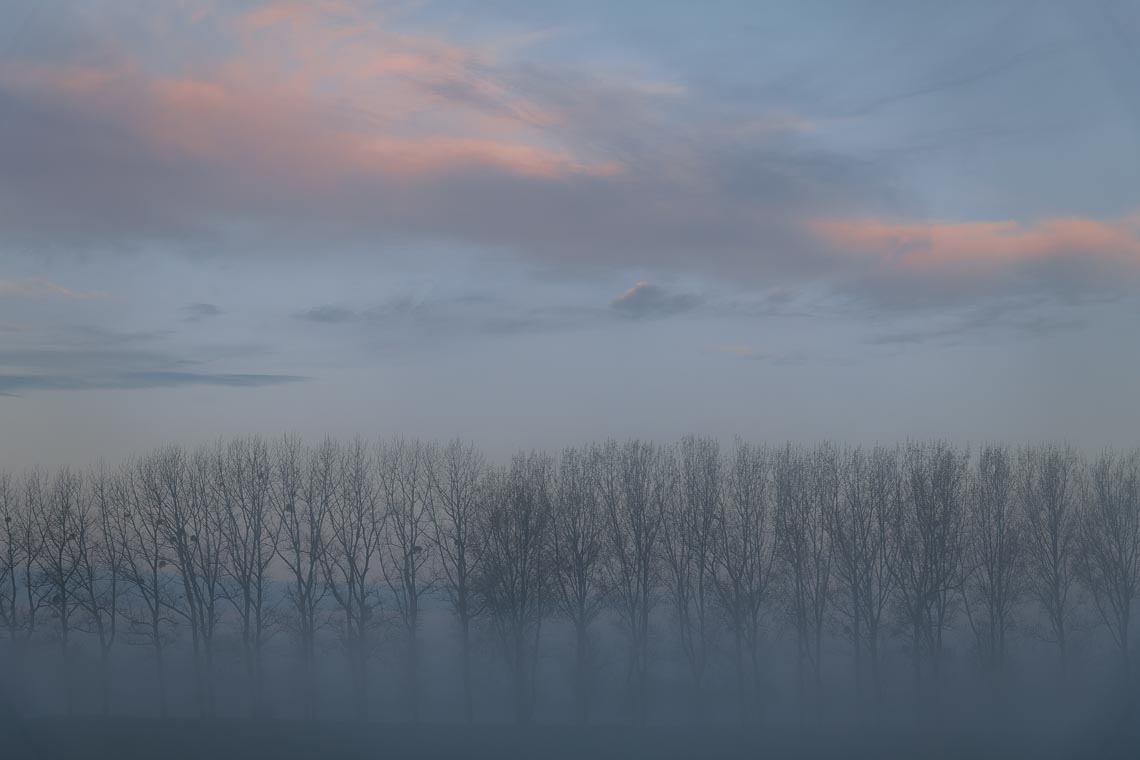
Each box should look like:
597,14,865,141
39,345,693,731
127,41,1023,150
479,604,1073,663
600,440,669,727
891,441,968,721
31,468,88,713
146,446,225,717
1018,444,1082,685
1079,451,1140,702
377,436,435,724
663,436,721,723
0,471,34,713
479,452,554,725
712,440,779,725
776,443,834,724
829,445,899,724
73,465,125,714
551,445,609,726
16,476,49,645
961,444,1025,689
276,435,333,720
216,436,281,716
428,439,488,724
117,455,178,717
322,438,383,722
0,471,23,641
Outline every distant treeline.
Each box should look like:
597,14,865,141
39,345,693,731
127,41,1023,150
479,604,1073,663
0,437,1137,727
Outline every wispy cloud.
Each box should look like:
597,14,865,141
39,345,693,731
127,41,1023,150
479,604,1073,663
181,302,223,322
0,323,305,397
296,281,712,347
707,343,763,360
292,281,815,360
0,371,305,395
702,343,822,366
295,292,604,345
0,277,104,299
297,305,359,324
611,282,701,319
869,305,1086,347
812,213,1140,274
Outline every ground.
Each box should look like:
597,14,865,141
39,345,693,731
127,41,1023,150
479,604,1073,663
2,718,1138,760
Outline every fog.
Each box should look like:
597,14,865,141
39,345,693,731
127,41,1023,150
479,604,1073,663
5,1,1140,757
0,436,1137,758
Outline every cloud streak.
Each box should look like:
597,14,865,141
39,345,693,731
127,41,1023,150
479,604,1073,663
295,281,711,349
812,213,1140,274
611,282,702,319
0,371,306,395
182,303,223,322
0,278,104,299
0,323,306,397
868,304,1087,347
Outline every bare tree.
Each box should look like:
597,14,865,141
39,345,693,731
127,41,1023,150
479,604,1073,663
712,440,779,725
662,436,721,723
0,471,38,716
15,474,50,644
377,436,435,724
865,447,904,715
479,451,554,725
116,457,178,717
429,439,488,724
891,441,968,719
828,445,900,724
600,440,670,727
31,468,85,713
276,435,333,720
775,443,835,725
73,465,126,714
184,448,228,715
322,438,383,722
141,445,224,717
0,472,23,641
961,444,1025,689
1018,444,1082,684
551,445,609,726
1079,450,1140,697
215,436,281,716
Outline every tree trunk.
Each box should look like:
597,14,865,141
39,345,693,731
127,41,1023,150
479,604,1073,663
99,650,112,716
409,628,421,724
460,617,473,724
750,639,764,726
155,645,168,718
352,641,369,723
733,632,747,726
61,630,75,716
574,620,589,727
869,631,882,725
303,629,317,721
191,633,205,717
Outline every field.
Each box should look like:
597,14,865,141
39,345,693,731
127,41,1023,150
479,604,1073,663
2,718,1138,760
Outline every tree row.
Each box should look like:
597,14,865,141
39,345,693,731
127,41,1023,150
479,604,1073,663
1,437,1137,727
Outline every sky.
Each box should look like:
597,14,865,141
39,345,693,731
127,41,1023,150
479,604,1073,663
1,0,1139,469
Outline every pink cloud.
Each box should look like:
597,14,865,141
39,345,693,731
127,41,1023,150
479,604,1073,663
238,0,355,30
1,2,621,186
811,214,1140,274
